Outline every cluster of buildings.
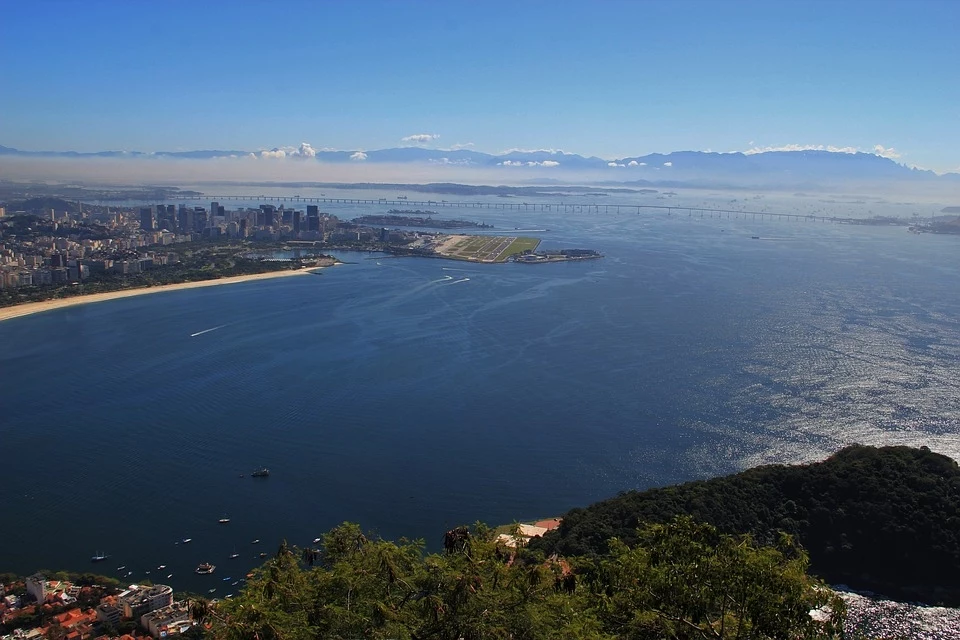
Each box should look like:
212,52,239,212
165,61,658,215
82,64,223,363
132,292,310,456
0,207,188,290
136,202,341,243
1,575,194,640
0,199,423,290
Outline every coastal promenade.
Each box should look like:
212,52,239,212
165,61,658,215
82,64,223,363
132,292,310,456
0,267,324,323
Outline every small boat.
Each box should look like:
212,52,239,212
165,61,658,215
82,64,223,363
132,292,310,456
116,566,126,571
157,565,166,570
312,537,322,544
208,588,216,594
251,539,260,544
195,563,216,575
223,577,232,582
225,594,233,599
259,552,268,558
91,552,109,563
166,574,173,579
218,516,231,524
145,571,151,575
181,538,192,544
231,581,239,586
251,467,270,478
126,571,133,577
229,552,240,559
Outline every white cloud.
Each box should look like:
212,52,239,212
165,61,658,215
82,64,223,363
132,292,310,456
350,151,368,161
257,143,318,159
449,142,475,150
663,162,673,167
744,143,902,159
290,142,317,158
500,148,564,155
608,161,625,167
627,160,639,167
429,157,473,166
498,160,560,167
401,133,440,144
873,144,901,159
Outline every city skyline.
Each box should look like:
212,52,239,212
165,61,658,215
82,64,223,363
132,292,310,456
3,1,959,172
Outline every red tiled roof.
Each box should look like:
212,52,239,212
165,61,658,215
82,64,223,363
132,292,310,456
534,518,562,530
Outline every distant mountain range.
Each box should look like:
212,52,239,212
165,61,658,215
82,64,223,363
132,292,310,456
2,144,958,188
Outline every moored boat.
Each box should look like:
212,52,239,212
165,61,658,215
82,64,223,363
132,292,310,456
195,562,216,575
251,467,270,478
91,552,109,562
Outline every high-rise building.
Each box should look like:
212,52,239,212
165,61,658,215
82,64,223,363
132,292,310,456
193,208,207,232
293,211,301,234
307,205,319,217
211,202,219,218
140,207,155,231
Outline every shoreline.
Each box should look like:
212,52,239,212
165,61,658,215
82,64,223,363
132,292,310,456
0,267,329,324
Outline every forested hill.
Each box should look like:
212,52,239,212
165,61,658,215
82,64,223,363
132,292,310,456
532,445,960,605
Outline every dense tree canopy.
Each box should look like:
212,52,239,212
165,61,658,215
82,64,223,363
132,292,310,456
208,519,842,640
532,445,960,605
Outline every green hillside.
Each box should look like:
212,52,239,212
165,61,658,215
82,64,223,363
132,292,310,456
531,445,960,605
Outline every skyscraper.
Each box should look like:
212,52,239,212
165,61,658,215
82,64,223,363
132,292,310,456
139,207,155,231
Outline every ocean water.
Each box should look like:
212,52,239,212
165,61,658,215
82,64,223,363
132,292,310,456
2,192,960,601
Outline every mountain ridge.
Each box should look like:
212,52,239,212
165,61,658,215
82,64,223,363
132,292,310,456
3,144,958,187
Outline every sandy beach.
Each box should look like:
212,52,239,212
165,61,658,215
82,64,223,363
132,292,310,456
0,267,326,324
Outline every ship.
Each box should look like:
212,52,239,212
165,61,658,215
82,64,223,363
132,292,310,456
91,552,109,563
195,562,216,575
251,467,270,478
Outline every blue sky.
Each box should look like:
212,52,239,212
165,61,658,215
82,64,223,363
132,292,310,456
3,0,959,171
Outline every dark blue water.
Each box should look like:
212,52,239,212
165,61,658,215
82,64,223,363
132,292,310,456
2,198,960,595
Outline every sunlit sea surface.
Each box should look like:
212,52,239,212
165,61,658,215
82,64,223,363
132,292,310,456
2,189,959,629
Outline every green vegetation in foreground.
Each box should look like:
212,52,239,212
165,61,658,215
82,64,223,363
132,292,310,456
208,518,843,640
497,236,542,262
532,445,960,606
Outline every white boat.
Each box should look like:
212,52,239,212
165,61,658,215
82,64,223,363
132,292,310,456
251,539,260,544
91,551,109,562
166,574,173,579
312,537,322,544
157,565,166,570
218,517,230,524
195,563,216,575
181,538,192,544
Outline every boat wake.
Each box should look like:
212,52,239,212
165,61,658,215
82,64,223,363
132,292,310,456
444,277,470,285
431,275,454,283
190,325,227,337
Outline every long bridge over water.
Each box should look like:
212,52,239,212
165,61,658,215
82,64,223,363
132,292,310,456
162,194,844,223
